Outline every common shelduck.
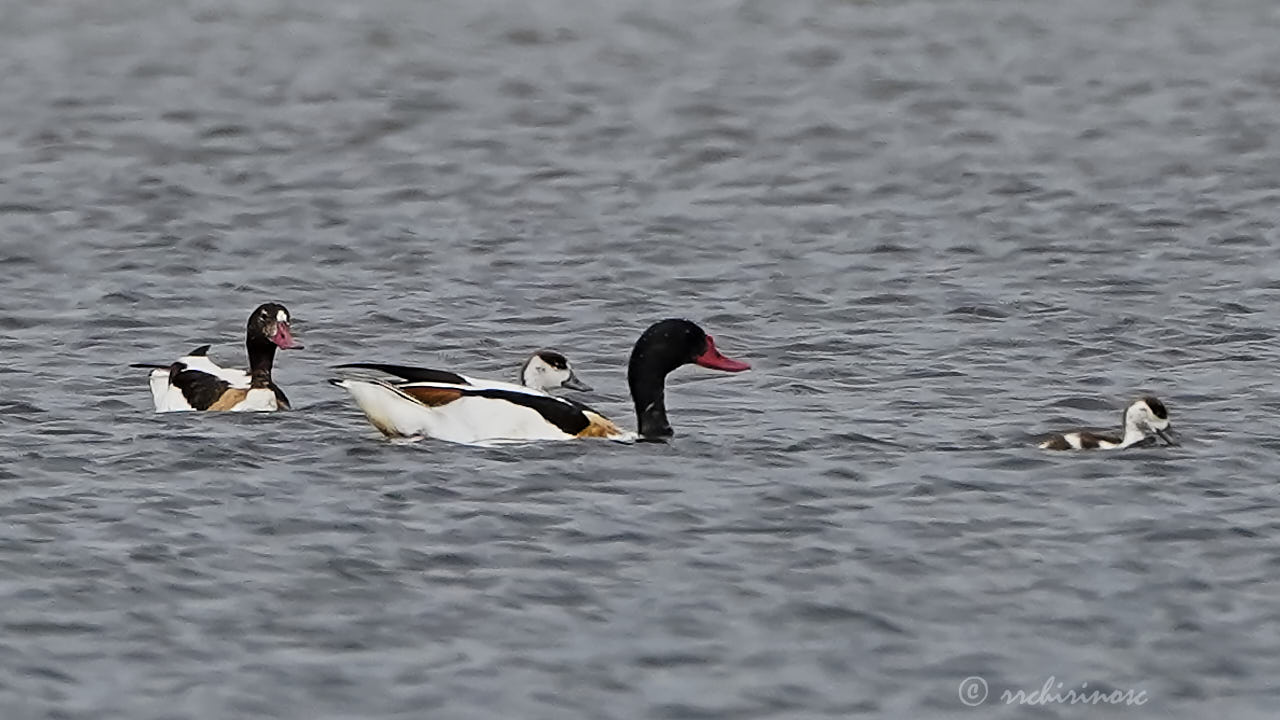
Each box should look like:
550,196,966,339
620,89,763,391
518,349,592,391
330,318,750,444
1038,396,1177,450
131,302,303,412
336,348,593,395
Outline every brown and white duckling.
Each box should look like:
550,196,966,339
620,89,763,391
330,318,750,444
131,302,303,412
1038,396,1177,450
332,348,592,399
518,349,592,392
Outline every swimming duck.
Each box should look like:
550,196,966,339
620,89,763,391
337,348,592,397
1038,395,1177,450
330,318,749,444
518,349,592,391
131,302,303,412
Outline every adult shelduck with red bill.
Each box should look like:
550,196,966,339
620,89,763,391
131,303,303,412
330,318,750,444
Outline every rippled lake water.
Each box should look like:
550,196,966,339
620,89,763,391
3,0,1280,717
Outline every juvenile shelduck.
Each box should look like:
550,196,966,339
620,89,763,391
1038,396,1177,450
518,349,592,392
131,302,303,412
330,318,749,444
336,348,593,396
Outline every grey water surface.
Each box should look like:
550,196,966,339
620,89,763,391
3,0,1280,718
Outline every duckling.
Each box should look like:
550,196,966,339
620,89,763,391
518,349,591,392
1039,396,1177,450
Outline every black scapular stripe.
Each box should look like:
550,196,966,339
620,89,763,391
462,388,592,435
171,368,233,410
335,363,470,386
187,345,212,356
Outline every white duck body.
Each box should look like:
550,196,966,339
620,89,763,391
147,358,285,413
146,346,252,412
331,319,750,445
331,376,614,444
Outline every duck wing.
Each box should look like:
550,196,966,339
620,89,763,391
334,363,471,386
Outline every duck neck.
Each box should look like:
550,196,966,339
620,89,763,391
247,336,277,377
628,361,673,439
518,356,535,388
1117,407,1148,449
1118,423,1148,449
